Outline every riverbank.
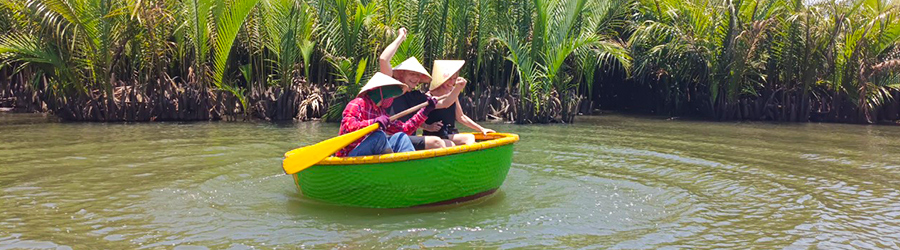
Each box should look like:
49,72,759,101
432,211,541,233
5,80,900,126
0,78,527,123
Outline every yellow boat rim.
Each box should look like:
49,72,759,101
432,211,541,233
316,133,519,165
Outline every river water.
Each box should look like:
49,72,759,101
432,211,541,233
2,113,900,249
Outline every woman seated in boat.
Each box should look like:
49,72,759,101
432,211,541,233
423,60,495,146
379,27,455,150
337,72,437,157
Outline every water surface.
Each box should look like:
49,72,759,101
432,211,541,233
2,113,900,249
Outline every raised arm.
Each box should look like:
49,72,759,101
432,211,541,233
378,28,408,76
432,77,467,109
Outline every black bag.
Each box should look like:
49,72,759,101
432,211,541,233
435,123,459,139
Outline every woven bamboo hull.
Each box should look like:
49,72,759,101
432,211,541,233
293,133,519,208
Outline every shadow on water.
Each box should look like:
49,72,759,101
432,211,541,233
282,189,509,218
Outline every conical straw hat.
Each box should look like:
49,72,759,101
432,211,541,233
393,57,432,82
429,60,465,91
357,72,409,98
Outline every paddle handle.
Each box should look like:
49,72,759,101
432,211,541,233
388,95,446,121
389,102,429,121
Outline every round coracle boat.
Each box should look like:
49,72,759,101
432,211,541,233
292,133,519,208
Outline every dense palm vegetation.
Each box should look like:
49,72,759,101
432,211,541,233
629,0,900,123
0,0,898,123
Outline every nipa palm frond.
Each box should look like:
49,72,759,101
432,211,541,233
212,0,260,89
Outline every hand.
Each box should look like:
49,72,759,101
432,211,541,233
423,96,438,113
398,27,408,40
373,115,390,128
455,77,468,88
480,128,496,135
422,121,443,132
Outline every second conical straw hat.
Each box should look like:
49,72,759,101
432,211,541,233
429,60,465,91
393,57,432,83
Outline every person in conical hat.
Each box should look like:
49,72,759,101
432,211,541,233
336,72,437,157
421,60,495,146
391,57,432,86
378,28,432,88
379,27,454,150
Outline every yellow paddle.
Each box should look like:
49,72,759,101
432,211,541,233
282,101,432,175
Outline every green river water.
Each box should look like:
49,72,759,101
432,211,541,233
2,113,900,249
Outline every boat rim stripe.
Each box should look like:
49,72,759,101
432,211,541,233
315,133,519,165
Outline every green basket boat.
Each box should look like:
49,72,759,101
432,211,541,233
290,133,519,208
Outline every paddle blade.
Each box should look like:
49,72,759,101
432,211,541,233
282,123,380,175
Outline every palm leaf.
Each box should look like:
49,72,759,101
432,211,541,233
212,0,258,88
185,0,214,75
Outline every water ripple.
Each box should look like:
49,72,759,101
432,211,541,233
3,113,900,248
